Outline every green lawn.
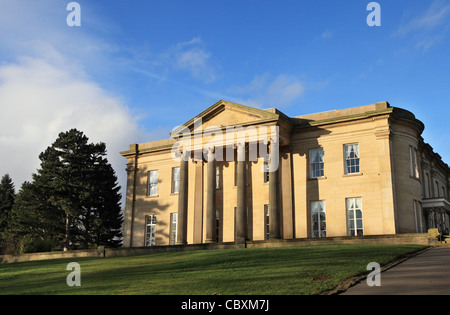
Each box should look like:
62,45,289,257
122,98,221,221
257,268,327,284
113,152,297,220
0,244,426,295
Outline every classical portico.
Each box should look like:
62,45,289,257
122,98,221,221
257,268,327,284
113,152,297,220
172,102,287,244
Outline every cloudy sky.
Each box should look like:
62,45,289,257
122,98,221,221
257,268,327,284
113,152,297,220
1,0,449,206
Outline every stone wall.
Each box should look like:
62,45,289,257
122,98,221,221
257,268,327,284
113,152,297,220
0,233,438,264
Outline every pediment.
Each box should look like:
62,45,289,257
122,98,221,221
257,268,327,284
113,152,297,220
171,100,280,137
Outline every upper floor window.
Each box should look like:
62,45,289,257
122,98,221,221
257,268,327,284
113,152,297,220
344,144,360,174
172,167,180,194
309,148,324,178
148,170,159,196
263,157,270,183
216,165,220,189
409,146,419,179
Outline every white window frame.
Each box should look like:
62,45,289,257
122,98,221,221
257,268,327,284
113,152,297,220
216,165,220,190
145,215,157,246
344,144,360,175
172,167,180,194
311,201,326,238
170,213,178,245
148,170,159,196
346,197,363,236
309,148,324,178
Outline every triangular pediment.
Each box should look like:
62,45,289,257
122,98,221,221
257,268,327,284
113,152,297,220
171,100,280,136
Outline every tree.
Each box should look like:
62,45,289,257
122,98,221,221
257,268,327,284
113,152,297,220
0,174,15,231
8,181,65,253
35,129,123,250
0,174,15,253
8,129,123,252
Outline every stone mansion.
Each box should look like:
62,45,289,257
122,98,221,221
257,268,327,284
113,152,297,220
120,100,450,247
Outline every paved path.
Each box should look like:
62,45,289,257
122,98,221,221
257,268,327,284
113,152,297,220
341,247,450,295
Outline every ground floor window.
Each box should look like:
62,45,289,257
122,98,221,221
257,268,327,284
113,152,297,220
347,197,363,236
170,213,178,245
311,201,326,238
145,215,157,246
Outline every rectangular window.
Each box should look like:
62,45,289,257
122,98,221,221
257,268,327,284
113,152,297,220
172,167,180,194
347,197,363,236
170,213,178,245
309,148,324,178
424,172,430,198
145,215,157,246
311,201,326,238
418,201,423,233
413,200,424,233
344,144,360,174
148,170,158,196
263,157,269,183
216,165,220,189
264,204,269,240
409,146,419,178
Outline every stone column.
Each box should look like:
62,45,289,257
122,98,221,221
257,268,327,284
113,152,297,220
235,142,247,243
269,141,282,239
205,147,217,243
176,150,189,245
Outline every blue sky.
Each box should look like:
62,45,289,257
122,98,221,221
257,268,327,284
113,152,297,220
0,0,449,200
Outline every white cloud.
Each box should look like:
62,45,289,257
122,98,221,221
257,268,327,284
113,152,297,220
320,30,333,40
0,0,148,204
164,37,217,84
0,54,147,203
229,74,305,108
394,0,450,51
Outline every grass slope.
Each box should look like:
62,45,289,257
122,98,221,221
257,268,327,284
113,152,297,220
0,244,426,295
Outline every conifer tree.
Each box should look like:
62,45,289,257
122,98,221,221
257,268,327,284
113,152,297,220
0,174,15,253
35,129,123,250
11,129,123,252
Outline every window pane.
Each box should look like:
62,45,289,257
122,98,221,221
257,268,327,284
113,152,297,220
149,171,158,196
173,180,179,194
311,201,326,238
150,170,158,184
344,144,360,174
346,198,363,236
357,219,363,229
172,167,180,194
356,210,362,218
310,148,324,178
